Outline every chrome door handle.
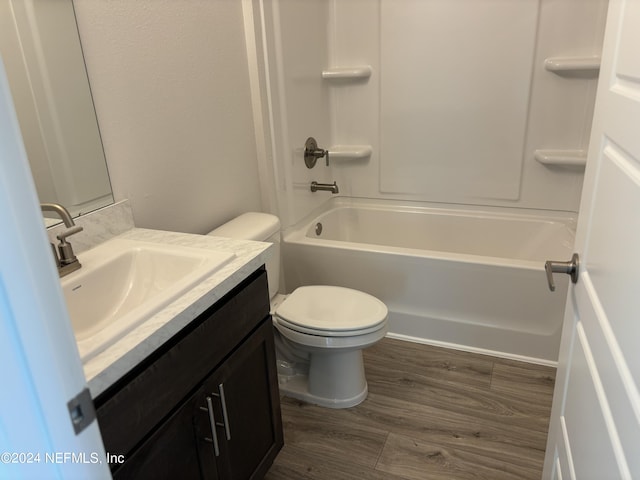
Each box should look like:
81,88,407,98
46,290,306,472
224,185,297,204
545,253,579,292
212,384,231,441
200,396,220,456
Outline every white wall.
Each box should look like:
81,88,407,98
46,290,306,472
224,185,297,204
256,0,609,226
73,0,263,234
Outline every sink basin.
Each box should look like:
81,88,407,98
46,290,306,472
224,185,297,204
61,238,235,361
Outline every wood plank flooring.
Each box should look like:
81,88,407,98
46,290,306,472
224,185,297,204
265,337,556,480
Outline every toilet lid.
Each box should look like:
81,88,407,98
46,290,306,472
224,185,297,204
274,286,388,335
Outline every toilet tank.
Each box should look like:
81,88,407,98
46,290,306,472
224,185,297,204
208,212,280,299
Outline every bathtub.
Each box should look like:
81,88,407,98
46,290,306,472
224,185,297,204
282,198,576,364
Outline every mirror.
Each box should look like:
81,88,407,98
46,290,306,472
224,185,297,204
0,0,113,224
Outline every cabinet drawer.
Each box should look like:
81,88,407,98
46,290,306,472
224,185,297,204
95,268,269,458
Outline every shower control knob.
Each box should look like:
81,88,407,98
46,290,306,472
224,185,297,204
544,253,579,292
304,137,329,168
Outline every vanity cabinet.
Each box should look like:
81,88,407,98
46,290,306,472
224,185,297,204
94,268,283,479
195,319,282,479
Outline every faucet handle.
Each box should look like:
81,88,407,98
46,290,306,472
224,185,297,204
304,137,330,168
56,225,83,243
55,225,83,268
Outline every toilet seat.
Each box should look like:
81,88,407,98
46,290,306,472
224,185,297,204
275,316,386,337
274,286,388,337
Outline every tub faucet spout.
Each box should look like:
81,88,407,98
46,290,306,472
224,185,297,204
310,181,339,194
41,203,83,277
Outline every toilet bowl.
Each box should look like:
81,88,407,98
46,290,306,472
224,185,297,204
208,213,388,408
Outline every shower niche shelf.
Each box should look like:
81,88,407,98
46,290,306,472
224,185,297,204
534,149,587,169
322,65,372,80
328,145,373,162
544,56,600,76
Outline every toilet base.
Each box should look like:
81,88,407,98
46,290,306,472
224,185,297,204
278,375,368,409
277,349,369,409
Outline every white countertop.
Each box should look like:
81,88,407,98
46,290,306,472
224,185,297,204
83,228,272,398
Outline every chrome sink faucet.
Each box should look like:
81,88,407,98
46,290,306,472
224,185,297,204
41,203,83,277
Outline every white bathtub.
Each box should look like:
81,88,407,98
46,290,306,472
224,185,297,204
282,198,576,364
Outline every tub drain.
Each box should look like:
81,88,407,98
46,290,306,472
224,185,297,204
315,222,323,236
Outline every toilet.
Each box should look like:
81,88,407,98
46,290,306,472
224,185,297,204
208,212,388,408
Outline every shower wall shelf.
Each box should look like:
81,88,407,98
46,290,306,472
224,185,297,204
544,56,600,75
322,65,372,80
534,149,587,168
328,145,373,161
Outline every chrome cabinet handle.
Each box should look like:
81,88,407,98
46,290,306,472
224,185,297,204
213,384,232,441
545,253,579,292
200,396,220,456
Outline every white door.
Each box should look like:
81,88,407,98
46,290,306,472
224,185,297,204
542,0,640,478
0,59,110,478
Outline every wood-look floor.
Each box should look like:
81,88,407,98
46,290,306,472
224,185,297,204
265,337,556,480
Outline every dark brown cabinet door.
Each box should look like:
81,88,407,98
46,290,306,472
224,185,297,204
198,319,283,480
112,393,217,480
